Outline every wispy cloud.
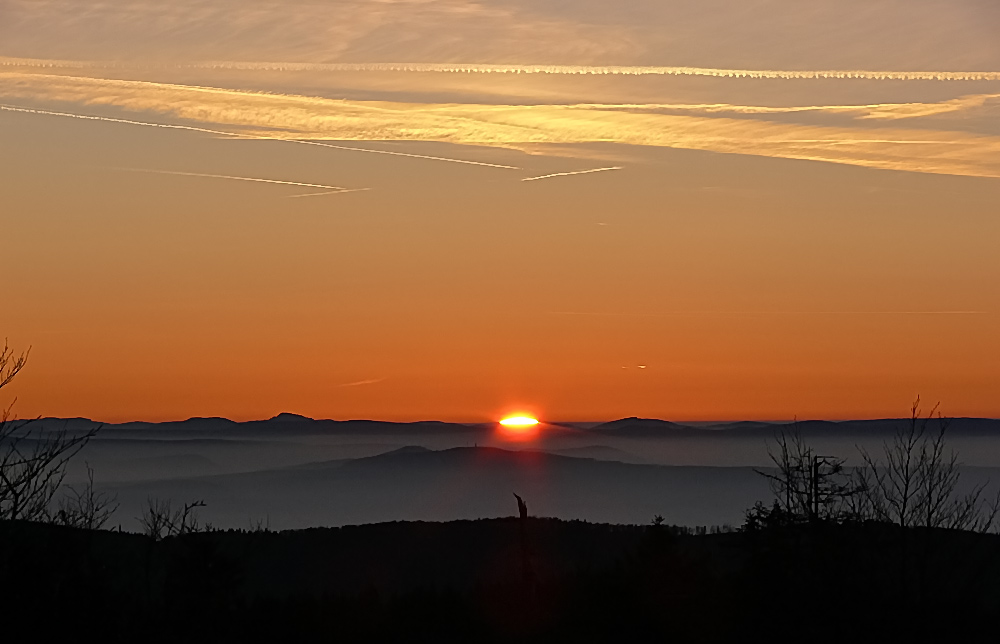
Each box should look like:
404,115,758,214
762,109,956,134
580,94,1000,121
0,0,639,67
5,72,1000,179
0,97,520,170
522,166,622,182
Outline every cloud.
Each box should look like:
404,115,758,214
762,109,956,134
2,0,999,73
4,71,1000,179
578,94,1000,121
0,101,519,170
0,1,638,65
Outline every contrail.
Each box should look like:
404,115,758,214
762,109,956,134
6,57,1000,81
549,310,989,317
0,103,520,170
522,166,622,182
115,168,358,193
202,62,1000,82
287,188,370,198
333,378,385,388
0,103,247,138
288,139,520,170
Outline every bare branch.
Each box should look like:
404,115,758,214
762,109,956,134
139,497,209,540
1,343,101,522
54,463,119,530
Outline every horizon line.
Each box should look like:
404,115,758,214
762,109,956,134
23,414,1000,427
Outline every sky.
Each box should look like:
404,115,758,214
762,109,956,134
2,0,999,422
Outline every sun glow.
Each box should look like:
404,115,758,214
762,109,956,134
499,416,539,427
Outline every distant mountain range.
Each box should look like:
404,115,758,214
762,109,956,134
16,411,1000,530
588,416,1000,437
26,414,1000,438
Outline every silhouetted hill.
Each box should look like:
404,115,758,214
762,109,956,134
704,420,790,431
237,418,481,436
268,412,313,422
106,446,769,528
28,416,482,438
4,517,1000,642
589,417,702,436
736,417,1000,438
587,416,1000,438
535,445,642,463
24,415,1000,441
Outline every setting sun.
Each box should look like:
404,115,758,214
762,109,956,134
499,416,539,427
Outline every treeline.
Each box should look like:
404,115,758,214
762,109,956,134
2,514,998,642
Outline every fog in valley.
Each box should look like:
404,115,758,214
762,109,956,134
24,415,1000,530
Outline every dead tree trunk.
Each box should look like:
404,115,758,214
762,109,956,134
513,492,535,597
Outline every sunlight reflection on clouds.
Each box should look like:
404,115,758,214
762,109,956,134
4,71,1000,179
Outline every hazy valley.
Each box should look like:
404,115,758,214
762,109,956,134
25,414,1000,530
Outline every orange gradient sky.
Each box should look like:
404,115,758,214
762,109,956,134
2,1,999,421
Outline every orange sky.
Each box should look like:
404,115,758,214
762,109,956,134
4,106,998,422
2,2,999,422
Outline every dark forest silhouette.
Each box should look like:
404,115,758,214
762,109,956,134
3,344,1000,641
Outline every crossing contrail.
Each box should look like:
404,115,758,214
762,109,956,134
522,166,622,182
287,139,520,170
0,103,520,170
286,188,371,198
115,168,359,193
6,72,1000,179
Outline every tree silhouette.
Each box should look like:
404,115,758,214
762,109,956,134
0,341,98,522
512,492,535,597
139,498,208,540
54,463,119,530
755,426,854,524
854,397,999,531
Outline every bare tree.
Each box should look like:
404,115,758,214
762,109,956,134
54,463,119,530
855,398,999,532
0,341,98,522
756,427,855,524
247,515,271,533
752,402,998,532
139,498,208,541
513,492,536,595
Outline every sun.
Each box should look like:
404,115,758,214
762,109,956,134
499,416,539,427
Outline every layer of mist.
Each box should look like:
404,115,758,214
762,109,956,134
17,414,999,531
